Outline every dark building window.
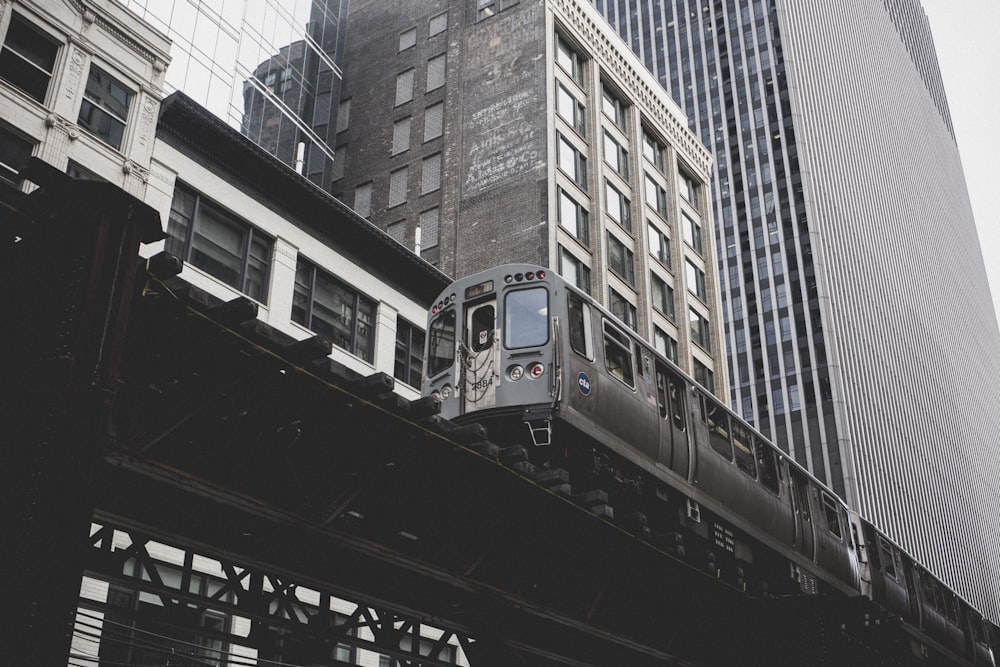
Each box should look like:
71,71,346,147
0,121,34,184
679,169,699,206
0,13,58,103
394,319,425,387
651,272,675,321
609,288,637,331
642,130,664,170
648,222,671,269
605,180,631,231
166,183,272,302
683,211,703,254
607,232,635,285
686,259,707,301
693,359,715,393
78,66,133,150
293,259,376,363
654,327,678,363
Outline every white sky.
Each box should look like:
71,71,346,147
922,0,1000,324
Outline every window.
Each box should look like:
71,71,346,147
420,207,439,250
654,328,678,364
757,445,781,494
423,102,444,141
603,320,634,387
557,133,586,187
609,288,636,330
648,223,671,269
601,86,626,129
679,169,699,206
429,12,448,36
557,187,589,245
395,69,414,106
556,82,586,136
428,309,456,377
690,309,711,351
399,27,417,52
821,492,842,539
556,34,584,85
567,291,593,359
556,83,587,136
683,211,703,254
387,220,405,245
354,182,372,218
78,66,133,150
703,398,731,458
392,117,411,155
603,131,628,178
605,181,631,231
293,259,376,363
426,53,446,91
0,122,34,185
336,98,351,133
394,319,425,387
505,287,548,349
165,183,272,302
421,153,441,194
560,247,591,294
694,359,714,393
0,13,58,103
389,167,408,207
651,273,675,320
686,260,707,301
607,233,634,285
644,173,667,217
732,422,757,478
641,130,664,170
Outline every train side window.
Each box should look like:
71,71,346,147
821,492,842,539
878,538,897,579
567,292,593,359
504,287,549,349
757,445,780,494
701,397,732,459
428,309,456,377
603,320,635,387
669,375,686,430
732,422,757,478
655,368,668,419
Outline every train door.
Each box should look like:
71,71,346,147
462,299,498,413
789,469,816,561
654,362,690,479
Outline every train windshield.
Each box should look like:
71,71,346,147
504,287,549,349
428,308,456,377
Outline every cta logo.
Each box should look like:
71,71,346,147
577,371,592,396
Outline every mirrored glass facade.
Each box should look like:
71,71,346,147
592,0,1000,621
123,0,347,186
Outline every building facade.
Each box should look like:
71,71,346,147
0,0,170,196
121,0,348,187
337,0,727,394
592,0,1000,620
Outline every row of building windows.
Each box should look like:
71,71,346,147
164,182,425,388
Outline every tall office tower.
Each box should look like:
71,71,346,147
121,0,347,186
337,0,729,394
592,0,1000,619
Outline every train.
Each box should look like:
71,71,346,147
422,263,998,665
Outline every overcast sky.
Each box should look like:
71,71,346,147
921,0,1000,323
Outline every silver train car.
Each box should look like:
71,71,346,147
423,264,997,665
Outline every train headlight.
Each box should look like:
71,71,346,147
507,365,524,381
527,362,545,379
440,384,452,399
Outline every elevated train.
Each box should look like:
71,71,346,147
423,264,997,665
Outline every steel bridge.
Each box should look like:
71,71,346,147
6,161,925,666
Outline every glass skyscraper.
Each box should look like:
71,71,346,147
592,0,1000,620
122,0,347,187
